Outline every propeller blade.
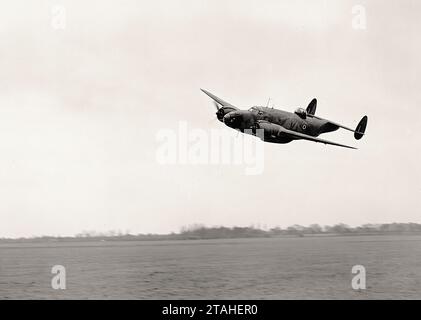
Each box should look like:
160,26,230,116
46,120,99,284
213,101,220,111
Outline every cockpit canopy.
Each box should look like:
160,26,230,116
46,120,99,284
249,106,263,112
249,106,264,116
294,107,307,119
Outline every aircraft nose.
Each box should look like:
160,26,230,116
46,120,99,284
223,113,238,127
223,113,232,124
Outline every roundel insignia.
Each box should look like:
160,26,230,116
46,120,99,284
302,123,307,130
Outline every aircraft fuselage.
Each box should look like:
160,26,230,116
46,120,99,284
222,107,339,144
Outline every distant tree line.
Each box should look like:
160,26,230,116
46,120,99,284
2,223,421,242
177,223,421,239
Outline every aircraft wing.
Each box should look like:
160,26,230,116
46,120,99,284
282,127,356,149
259,121,357,149
307,114,355,133
200,89,238,109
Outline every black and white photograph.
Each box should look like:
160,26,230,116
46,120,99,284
0,0,420,307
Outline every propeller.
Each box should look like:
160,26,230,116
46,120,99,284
213,101,220,111
213,102,227,121
206,99,233,122
205,100,224,122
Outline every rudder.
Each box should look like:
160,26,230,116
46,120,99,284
354,116,368,140
306,98,317,115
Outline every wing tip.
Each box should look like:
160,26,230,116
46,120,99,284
324,143,357,150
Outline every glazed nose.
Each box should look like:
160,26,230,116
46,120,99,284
223,113,232,123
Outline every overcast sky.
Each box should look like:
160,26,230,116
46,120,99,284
0,0,420,237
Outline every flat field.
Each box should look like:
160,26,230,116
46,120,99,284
1,235,420,299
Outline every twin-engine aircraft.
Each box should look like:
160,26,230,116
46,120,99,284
201,89,368,150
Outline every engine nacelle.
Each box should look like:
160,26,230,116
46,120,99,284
294,108,307,119
216,106,237,122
